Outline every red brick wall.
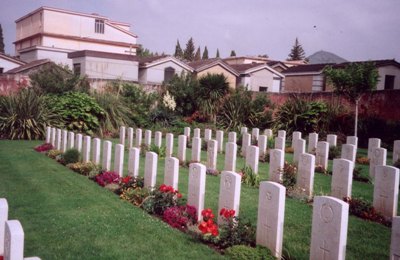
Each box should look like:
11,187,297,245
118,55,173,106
0,75,30,95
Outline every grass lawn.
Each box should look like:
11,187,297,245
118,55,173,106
0,138,398,259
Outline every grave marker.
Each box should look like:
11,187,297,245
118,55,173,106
327,134,337,147
264,129,273,138
297,153,315,199
368,138,381,159
144,130,152,147
228,132,237,143
310,196,349,260
269,149,284,183
204,129,212,141
75,133,83,152
92,138,101,164
252,128,260,142
241,133,251,157
207,140,218,171
224,142,237,172
164,157,179,190
241,127,248,134
154,131,162,148
61,130,68,152
331,159,354,200
51,127,56,146
188,163,206,221
191,137,202,162
246,145,259,174
256,181,286,258
0,198,8,256
184,127,191,139
127,127,134,148
274,137,285,151
45,126,51,143
55,128,61,150
346,136,358,147
102,140,112,171
165,133,174,157
82,136,91,163
193,128,201,138
258,135,268,160
316,141,329,171
144,151,158,189
391,216,400,260
291,131,301,148
114,144,124,177
128,148,140,177
216,130,224,153
217,171,241,225
341,144,356,165
4,220,24,260
135,128,142,148
308,132,318,154
119,126,126,145
393,140,400,164
177,135,187,163
293,138,306,164
277,130,286,140
369,147,387,179
373,165,399,219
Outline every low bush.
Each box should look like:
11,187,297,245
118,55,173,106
353,167,371,183
356,157,370,165
141,184,183,215
115,176,144,195
34,143,53,152
328,146,341,160
120,187,150,206
162,205,197,231
62,149,80,164
94,171,120,187
47,149,63,159
149,144,166,158
66,161,101,177
281,162,297,189
240,166,260,187
343,197,391,226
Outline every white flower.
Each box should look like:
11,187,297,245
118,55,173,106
162,91,176,111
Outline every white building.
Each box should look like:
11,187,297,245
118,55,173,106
0,53,25,73
14,6,138,67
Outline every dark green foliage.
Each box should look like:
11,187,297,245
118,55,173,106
287,37,306,61
48,92,105,135
149,144,166,158
230,50,236,57
240,166,260,187
183,37,195,61
328,146,341,160
224,245,275,260
248,93,274,129
197,73,229,124
0,89,61,140
343,197,391,226
202,46,209,59
273,95,327,136
358,117,400,149
174,40,183,58
281,162,297,188
29,63,90,94
218,216,256,249
195,46,201,61
0,24,4,53
394,159,400,169
137,45,153,57
166,72,199,116
216,48,220,58
62,149,80,165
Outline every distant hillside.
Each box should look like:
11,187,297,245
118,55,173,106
307,50,347,64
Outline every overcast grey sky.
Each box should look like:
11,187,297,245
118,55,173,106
1,0,399,61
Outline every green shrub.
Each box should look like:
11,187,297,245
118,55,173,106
329,146,341,160
394,159,400,168
66,161,101,177
48,92,105,135
0,89,61,140
120,187,150,206
62,149,80,164
218,212,256,249
281,162,297,189
149,144,166,158
224,245,275,260
240,166,260,187
47,149,63,159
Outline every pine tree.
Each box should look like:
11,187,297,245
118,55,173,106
174,39,183,58
202,46,209,59
216,48,220,58
287,37,306,61
0,24,4,53
230,50,236,57
194,46,201,61
183,37,195,61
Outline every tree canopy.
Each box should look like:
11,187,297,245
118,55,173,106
287,37,306,61
0,24,4,53
183,37,195,61
174,40,183,58
202,46,209,59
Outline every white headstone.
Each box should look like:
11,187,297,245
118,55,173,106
217,171,242,225
191,137,202,162
216,130,224,153
368,138,381,159
241,133,251,157
264,129,273,138
331,159,354,200
188,163,206,221
390,216,400,260
45,126,51,143
204,129,212,142
274,137,285,151
393,140,400,164
82,136,91,163
258,135,268,160
246,145,259,174
346,136,358,147
154,131,162,148
277,130,286,139
327,134,337,147
316,141,329,171
293,138,306,164
291,131,301,148
164,157,179,190
144,151,158,189
207,140,218,171
127,127,134,148
75,133,83,152
341,144,357,165
256,181,286,258
310,196,349,260
297,153,315,198
228,132,237,143
144,130,152,147
92,138,101,164
67,132,74,149
308,132,318,154
369,147,387,179
61,130,68,152
184,127,191,139
0,198,8,256
119,126,126,145
224,142,237,172
373,165,399,219
4,220,24,260
114,144,124,177
55,128,61,150
165,133,174,157
241,127,248,134
269,149,284,183
128,148,140,177
193,128,201,138
51,127,56,146
177,135,187,163
252,128,260,142
102,140,112,171
135,128,142,148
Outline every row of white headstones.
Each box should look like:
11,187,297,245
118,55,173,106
0,199,40,260
44,126,400,259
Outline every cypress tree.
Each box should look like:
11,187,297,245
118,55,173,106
0,24,4,53
183,37,195,61
202,46,209,59
174,40,183,58
287,37,306,61
216,48,220,58
194,46,201,61
230,50,236,57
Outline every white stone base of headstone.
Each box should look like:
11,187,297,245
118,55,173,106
164,157,179,190
102,141,112,171
144,152,158,189
114,144,124,177
224,142,237,172
128,148,140,177
188,163,206,221
217,171,241,225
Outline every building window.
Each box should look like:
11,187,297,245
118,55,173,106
95,19,105,34
73,63,81,75
259,86,268,92
164,67,175,83
312,75,324,92
384,75,395,90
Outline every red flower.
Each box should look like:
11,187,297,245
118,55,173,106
177,193,182,199
228,209,235,217
219,208,226,216
122,176,131,184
